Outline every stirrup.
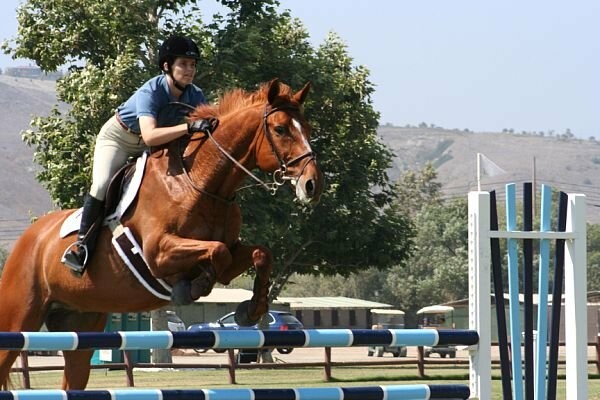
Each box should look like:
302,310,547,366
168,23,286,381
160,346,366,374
61,241,88,275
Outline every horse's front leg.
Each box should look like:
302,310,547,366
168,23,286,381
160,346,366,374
145,233,233,303
216,243,273,325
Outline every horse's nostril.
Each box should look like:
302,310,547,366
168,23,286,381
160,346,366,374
305,179,315,197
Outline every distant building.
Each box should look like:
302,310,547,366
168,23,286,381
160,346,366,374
3,65,62,80
171,288,394,329
444,291,600,343
278,296,394,328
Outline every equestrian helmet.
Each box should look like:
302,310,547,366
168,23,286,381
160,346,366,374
158,35,200,71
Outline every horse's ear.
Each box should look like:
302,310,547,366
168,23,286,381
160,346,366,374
267,78,281,104
294,82,311,105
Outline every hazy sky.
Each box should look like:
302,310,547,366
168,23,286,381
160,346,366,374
1,0,598,138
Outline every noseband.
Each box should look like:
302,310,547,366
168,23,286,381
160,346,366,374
179,103,316,200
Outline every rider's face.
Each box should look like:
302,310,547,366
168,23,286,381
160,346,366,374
170,57,197,87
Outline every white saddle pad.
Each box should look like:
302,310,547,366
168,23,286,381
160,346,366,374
59,152,148,238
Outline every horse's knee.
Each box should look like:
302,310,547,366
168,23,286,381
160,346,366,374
252,247,273,270
253,246,272,265
210,242,232,268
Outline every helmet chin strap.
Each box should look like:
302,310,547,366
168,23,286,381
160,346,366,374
171,73,187,91
164,65,188,92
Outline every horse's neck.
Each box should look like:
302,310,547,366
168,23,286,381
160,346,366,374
181,116,261,199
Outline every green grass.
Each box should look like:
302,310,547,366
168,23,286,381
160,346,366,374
12,365,600,400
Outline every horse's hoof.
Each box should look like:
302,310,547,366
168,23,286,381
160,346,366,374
190,265,217,299
234,300,262,326
171,280,193,305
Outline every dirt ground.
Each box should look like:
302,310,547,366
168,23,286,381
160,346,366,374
19,344,597,368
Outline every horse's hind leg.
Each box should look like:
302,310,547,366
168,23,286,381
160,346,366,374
0,351,20,390
46,308,107,390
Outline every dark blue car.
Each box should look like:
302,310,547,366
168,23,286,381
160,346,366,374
187,310,304,354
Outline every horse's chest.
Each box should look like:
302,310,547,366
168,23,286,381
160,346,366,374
190,212,241,244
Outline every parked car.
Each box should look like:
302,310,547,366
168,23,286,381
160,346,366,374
187,310,304,354
166,310,186,332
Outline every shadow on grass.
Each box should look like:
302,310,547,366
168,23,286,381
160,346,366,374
327,373,469,383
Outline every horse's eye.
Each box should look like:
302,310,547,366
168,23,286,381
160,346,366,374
274,125,288,135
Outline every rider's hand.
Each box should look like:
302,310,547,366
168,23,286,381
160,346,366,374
187,119,212,136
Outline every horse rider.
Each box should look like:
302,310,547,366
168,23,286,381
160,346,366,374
62,35,212,274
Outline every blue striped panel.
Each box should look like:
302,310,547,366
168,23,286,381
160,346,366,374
505,183,524,400
392,329,438,346
23,332,77,351
110,389,162,400
535,184,552,400
11,390,68,399
294,387,343,400
213,330,264,348
384,384,429,399
304,330,353,347
201,389,254,400
119,331,172,350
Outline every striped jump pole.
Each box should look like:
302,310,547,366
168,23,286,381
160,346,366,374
469,185,587,400
0,385,470,400
0,329,478,351
0,329,476,399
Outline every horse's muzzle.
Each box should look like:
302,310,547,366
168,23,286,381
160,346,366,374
295,161,323,205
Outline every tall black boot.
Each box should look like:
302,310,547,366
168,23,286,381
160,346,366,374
61,194,105,275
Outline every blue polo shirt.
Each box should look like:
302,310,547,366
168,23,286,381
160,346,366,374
116,74,206,133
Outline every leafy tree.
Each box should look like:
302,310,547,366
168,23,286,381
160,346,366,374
0,246,9,277
3,0,413,299
355,166,465,326
382,197,468,327
586,223,600,291
280,268,389,301
395,163,442,217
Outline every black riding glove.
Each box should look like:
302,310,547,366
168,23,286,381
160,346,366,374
187,119,212,136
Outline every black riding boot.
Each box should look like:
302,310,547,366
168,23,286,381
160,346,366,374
61,194,105,275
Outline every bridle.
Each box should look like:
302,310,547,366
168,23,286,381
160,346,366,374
179,103,316,201
261,105,316,189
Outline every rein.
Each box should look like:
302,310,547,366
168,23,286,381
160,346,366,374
179,103,316,201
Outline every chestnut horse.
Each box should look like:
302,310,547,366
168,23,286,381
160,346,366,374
0,79,322,389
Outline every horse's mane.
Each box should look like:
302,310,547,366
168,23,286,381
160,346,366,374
189,81,294,121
